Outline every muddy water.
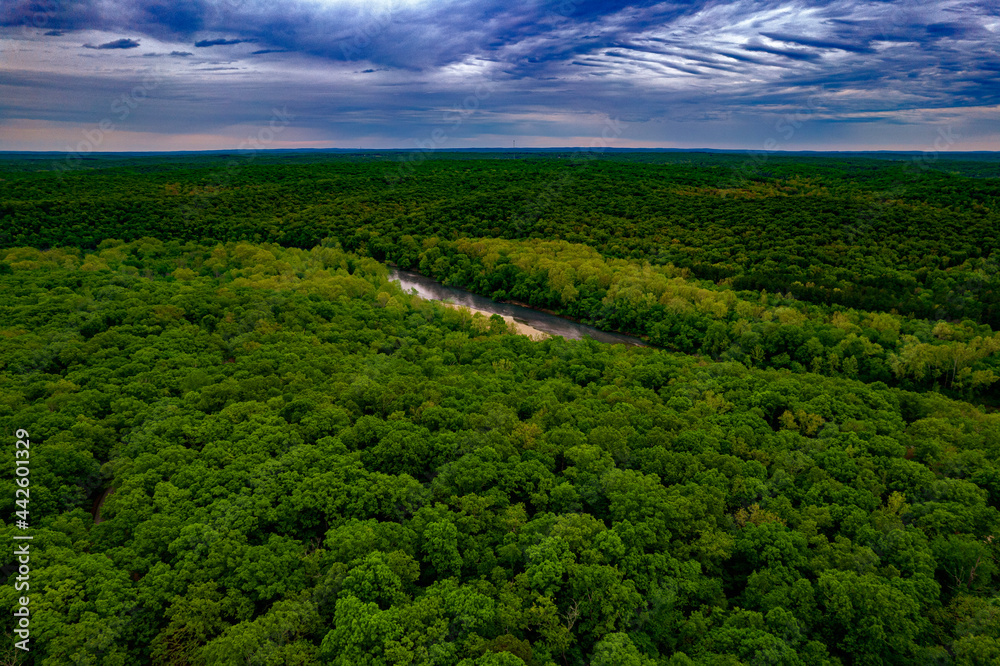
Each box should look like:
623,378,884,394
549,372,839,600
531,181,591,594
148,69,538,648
389,269,646,346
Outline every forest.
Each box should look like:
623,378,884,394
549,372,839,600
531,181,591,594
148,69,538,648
2,152,999,328
0,152,998,665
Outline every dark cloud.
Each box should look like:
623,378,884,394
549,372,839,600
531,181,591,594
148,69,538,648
140,0,205,35
713,50,782,66
84,38,140,49
44,30,64,36
194,38,253,47
925,22,970,38
743,43,822,62
0,0,204,37
142,50,193,57
0,0,102,32
250,49,287,55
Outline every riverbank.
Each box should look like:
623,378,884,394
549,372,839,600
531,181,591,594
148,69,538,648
440,302,550,341
501,297,652,343
389,268,647,347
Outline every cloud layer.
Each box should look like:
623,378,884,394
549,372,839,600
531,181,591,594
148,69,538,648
1,0,998,150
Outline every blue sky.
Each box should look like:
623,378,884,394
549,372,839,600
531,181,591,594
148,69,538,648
1,0,997,151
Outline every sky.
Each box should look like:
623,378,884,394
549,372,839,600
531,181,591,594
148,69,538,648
0,0,998,152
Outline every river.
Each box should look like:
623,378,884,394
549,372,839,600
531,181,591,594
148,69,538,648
389,269,647,347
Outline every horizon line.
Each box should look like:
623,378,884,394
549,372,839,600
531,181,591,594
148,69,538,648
3,147,999,156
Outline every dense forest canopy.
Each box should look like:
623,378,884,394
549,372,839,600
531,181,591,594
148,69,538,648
1,153,999,665
2,152,998,329
2,153,999,403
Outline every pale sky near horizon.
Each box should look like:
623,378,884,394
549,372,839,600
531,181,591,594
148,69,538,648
1,0,998,152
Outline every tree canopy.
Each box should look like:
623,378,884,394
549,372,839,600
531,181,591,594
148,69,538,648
0,237,997,664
